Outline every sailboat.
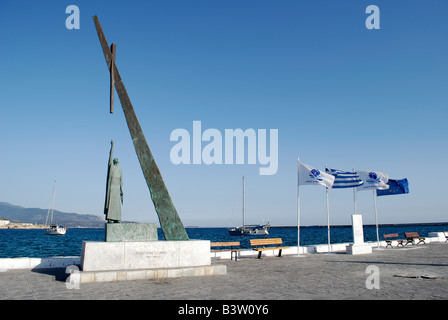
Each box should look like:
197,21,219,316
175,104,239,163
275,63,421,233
228,176,270,236
45,181,67,235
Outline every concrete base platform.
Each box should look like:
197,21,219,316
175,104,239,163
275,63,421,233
428,232,447,243
77,240,227,283
346,243,373,255
81,240,211,272
75,264,227,283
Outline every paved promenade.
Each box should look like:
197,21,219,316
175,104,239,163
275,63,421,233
0,243,447,300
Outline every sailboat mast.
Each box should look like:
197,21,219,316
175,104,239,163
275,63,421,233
242,176,245,227
48,181,56,225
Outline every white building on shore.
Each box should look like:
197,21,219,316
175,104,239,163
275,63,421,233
0,219,10,226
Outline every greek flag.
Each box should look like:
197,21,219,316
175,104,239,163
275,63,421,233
325,168,364,189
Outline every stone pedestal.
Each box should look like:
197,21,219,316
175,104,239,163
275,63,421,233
78,239,226,283
105,223,158,242
346,214,372,255
346,243,372,255
81,240,211,271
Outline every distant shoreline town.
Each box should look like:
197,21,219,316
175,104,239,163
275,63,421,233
0,220,48,229
0,220,101,229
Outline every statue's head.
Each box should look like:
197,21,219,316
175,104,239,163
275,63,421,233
113,158,119,165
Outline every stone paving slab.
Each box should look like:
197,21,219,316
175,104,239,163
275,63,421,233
0,243,447,300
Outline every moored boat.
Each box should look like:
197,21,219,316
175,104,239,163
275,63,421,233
228,177,270,236
44,181,67,236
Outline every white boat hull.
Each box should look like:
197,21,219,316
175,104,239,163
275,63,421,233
228,225,270,236
45,226,66,235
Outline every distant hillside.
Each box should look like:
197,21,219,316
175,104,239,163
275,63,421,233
0,202,105,228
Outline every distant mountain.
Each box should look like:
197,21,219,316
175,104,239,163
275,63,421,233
0,202,105,228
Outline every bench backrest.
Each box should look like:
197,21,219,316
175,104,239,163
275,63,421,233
210,241,240,247
250,238,283,247
383,233,399,238
404,232,420,238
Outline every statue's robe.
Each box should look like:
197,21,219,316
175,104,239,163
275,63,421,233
105,163,123,222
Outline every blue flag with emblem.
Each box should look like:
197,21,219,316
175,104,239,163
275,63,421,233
376,178,409,196
325,168,364,189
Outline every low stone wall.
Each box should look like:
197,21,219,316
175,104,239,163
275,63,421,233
0,257,80,271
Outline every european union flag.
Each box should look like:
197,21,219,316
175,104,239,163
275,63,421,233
376,178,409,196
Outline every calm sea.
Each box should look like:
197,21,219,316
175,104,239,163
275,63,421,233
0,224,446,258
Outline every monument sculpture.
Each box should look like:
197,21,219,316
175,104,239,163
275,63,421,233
79,16,226,282
104,140,123,223
93,15,188,241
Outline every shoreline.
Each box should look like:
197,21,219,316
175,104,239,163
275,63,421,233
0,223,49,230
0,223,104,230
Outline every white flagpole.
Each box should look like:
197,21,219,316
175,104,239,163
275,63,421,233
353,168,357,215
326,187,331,253
297,157,301,256
325,164,331,253
373,190,380,249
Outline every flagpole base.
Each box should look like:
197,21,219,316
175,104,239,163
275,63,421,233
346,244,372,255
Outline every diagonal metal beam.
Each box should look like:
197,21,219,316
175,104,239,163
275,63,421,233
93,15,189,241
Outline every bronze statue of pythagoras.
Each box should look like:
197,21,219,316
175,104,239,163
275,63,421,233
104,140,123,223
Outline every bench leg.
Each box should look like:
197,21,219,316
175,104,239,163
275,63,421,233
257,251,262,259
385,241,392,248
231,250,238,261
397,241,404,248
278,249,283,257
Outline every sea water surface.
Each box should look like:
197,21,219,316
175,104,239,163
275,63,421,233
0,224,446,258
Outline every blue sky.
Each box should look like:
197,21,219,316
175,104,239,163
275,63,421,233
0,0,447,227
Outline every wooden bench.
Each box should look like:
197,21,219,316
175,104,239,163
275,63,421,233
250,238,290,259
210,242,242,260
404,232,426,245
382,234,405,248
